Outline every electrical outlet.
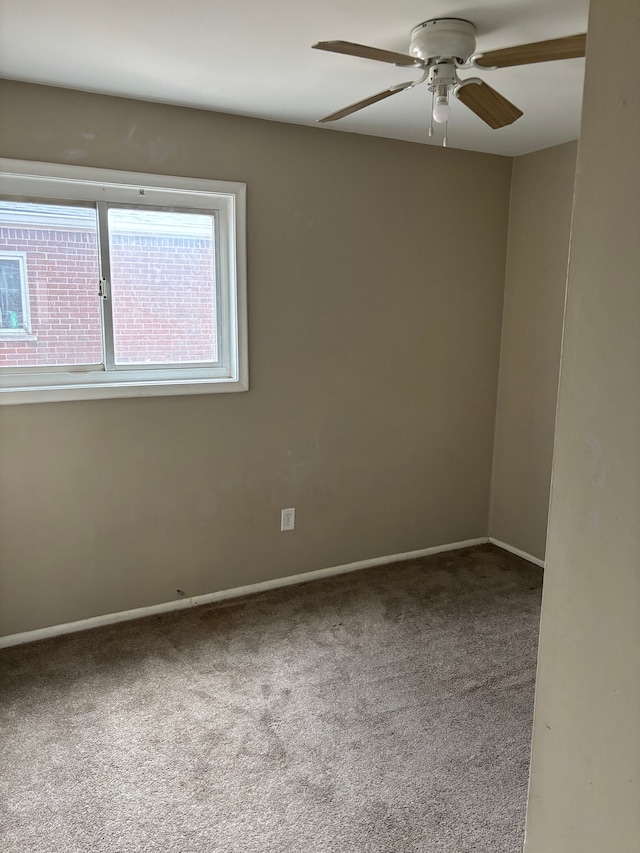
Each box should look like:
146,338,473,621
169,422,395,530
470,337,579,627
281,507,296,531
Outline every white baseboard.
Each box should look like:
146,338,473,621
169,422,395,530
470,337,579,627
0,537,488,649
489,537,545,568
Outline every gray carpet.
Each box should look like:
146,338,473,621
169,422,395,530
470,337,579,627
0,545,541,853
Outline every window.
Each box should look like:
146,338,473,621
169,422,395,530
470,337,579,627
0,160,247,404
0,251,31,337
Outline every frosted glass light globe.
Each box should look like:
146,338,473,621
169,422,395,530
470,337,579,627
432,101,451,124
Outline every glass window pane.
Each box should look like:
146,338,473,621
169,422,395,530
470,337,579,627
0,257,26,330
0,202,102,368
108,208,217,365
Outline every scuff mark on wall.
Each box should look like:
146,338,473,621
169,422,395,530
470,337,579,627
584,433,609,535
125,123,186,168
63,148,88,160
584,433,608,487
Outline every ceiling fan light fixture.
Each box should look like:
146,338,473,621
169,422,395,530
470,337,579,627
312,18,587,141
432,92,451,124
427,64,456,133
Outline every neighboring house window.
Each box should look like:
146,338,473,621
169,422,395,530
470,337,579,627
0,252,30,336
0,160,247,404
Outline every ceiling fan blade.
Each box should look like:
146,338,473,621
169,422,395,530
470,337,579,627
318,84,411,123
313,40,420,67
455,80,523,129
474,33,587,68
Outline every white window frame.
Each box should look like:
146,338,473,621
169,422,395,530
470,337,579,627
0,251,32,338
0,159,248,405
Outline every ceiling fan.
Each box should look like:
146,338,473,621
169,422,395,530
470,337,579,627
313,19,587,144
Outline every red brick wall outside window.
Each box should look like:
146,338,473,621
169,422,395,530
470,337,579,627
0,209,217,369
0,224,102,367
110,234,217,365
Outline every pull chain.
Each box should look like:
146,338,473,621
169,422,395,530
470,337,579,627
443,120,448,148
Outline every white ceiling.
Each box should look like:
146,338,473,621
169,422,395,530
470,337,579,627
0,0,589,156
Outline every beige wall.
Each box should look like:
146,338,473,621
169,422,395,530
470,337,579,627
0,81,512,637
525,0,640,849
490,141,577,561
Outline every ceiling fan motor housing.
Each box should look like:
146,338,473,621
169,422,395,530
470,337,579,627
410,18,476,64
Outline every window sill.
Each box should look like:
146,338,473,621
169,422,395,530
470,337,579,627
0,332,37,342
0,375,249,405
